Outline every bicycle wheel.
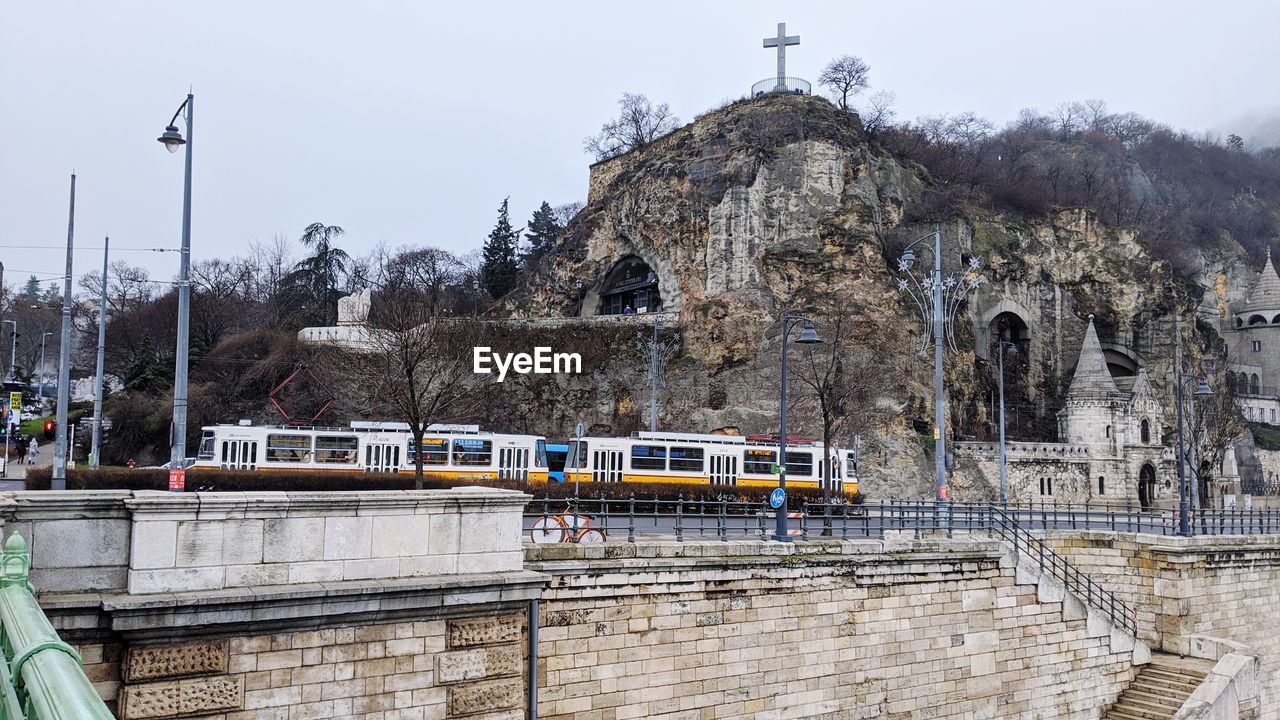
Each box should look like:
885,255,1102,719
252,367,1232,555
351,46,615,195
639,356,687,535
576,528,606,543
530,515,568,544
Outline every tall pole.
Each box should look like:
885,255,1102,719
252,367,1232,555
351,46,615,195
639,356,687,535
1175,313,1189,536
5,321,14,380
932,226,946,500
52,173,75,489
775,316,792,542
648,316,660,432
91,236,109,468
38,332,51,405
998,340,1008,504
1188,385,1200,516
170,94,194,479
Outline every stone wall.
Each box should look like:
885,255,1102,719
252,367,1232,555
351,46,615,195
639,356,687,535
526,538,1146,720
1043,531,1280,720
5,488,544,720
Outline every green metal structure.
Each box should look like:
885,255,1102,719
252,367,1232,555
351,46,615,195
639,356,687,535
0,533,113,720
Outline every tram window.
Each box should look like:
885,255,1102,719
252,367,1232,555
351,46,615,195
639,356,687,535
669,446,704,472
410,438,449,465
198,431,215,460
315,435,358,464
452,439,493,466
535,439,548,468
785,452,813,477
266,433,311,462
566,441,588,469
221,441,229,463
631,445,667,471
744,449,776,474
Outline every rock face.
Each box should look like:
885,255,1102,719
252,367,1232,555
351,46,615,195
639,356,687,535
486,93,1264,500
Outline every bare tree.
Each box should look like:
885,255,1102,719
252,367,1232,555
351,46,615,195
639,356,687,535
584,93,680,161
858,90,896,136
323,292,484,487
553,201,585,227
1190,360,1249,507
791,312,896,508
818,55,871,111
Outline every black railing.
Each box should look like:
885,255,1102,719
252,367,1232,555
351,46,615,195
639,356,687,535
986,503,1138,636
524,497,1280,543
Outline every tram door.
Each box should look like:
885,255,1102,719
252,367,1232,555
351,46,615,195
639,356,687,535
221,440,258,470
709,454,738,486
820,455,842,493
365,444,401,473
499,447,530,481
592,450,623,483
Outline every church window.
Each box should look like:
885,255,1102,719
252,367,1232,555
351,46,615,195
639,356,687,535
1098,477,1105,495
1271,409,1277,424
1251,374,1261,394
1105,425,1111,438
1140,419,1150,444
1253,340,1263,352
1248,315,1268,326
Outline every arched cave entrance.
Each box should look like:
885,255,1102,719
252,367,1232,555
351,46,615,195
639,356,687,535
977,311,1033,441
1138,463,1156,509
598,256,663,315
988,311,1031,353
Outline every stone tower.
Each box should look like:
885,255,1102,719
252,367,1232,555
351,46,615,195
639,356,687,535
1058,316,1125,454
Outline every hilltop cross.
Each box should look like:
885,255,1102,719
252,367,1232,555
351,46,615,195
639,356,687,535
762,22,799,91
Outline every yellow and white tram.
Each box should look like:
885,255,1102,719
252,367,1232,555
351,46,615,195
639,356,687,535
194,422,550,482
558,431,854,493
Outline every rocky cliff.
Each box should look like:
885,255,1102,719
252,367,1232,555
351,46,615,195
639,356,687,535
493,93,1266,499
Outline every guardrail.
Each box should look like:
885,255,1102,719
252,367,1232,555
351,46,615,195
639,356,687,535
750,77,811,97
986,504,1138,636
523,497,1280,543
0,533,114,720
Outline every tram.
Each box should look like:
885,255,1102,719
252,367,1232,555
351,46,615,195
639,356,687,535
193,421,549,482
555,431,854,492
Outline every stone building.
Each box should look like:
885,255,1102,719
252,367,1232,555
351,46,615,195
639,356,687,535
956,316,1180,507
1225,252,1280,426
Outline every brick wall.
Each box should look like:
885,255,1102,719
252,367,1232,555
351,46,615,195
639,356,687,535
1045,531,1280,720
528,539,1142,719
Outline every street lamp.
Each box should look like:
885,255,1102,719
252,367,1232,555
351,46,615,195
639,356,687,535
897,224,985,500
158,93,194,488
1172,366,1213,535
996,339,1018,504
38,331,53,405
775,312,821,542
2,320,15,380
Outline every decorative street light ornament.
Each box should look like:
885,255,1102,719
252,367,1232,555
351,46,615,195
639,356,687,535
899,252,985,356
157,124,185,152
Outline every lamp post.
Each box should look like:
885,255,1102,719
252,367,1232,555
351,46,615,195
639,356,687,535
996,340,1017,504
774,312,822,542
897,225,985,500
1174,371,1213,537
2,320,15,380
38,331,52,407
649,316,661,432
91,236,109,468
157,93,194,486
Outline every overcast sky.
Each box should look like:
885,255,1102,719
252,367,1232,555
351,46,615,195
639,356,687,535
3,1,1279,290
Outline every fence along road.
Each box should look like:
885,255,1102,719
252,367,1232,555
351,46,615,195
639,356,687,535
523,497,1280,543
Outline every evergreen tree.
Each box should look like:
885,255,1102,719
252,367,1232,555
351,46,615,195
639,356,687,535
522,201,563,267
481,198,521,299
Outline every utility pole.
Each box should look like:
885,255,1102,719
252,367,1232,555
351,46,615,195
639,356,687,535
52,173,75,489
648,316,660,432
91,236,109,468
931,226,946,500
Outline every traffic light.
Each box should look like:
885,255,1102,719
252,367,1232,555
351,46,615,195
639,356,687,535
44,420,54,439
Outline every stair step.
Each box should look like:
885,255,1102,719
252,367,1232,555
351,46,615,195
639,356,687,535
1130,680,1198,697
1120,690,1184,710
1106,711,1167,720
1107,703,1175,720
1142,667,1207,684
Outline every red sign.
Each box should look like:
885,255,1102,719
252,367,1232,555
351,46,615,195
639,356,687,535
939,484,950,501
168,468,186,492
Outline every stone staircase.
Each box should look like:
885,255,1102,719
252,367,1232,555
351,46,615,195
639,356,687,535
1103,652,1213,720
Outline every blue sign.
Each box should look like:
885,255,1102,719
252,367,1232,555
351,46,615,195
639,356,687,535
769,488,786,509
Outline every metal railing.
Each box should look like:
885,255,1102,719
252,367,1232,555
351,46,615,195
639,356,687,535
524,497,1280,543
750,77,811,97
986,503,1138,636
0,533,113,720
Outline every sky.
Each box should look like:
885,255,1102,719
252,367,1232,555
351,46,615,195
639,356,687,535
3,0,1280,290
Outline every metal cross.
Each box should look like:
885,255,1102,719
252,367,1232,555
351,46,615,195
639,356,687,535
762,22,800,91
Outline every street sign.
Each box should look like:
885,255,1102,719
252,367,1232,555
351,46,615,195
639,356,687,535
769,463,785,475
8,392,21,412
769,488,785,509
168,468,186,492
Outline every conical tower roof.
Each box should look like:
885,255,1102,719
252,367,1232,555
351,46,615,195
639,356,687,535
1241,251,1280,313
1066,315,1121,399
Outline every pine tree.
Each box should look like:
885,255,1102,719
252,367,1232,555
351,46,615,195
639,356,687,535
481,198,521,299
522,201,563,267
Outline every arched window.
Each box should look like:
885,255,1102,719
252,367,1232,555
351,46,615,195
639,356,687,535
1098,476,1105,495
1248,314,1268,326
1251,374,1261,395
1140,419,1150,444
1273,314,1280,325
1105,425,1112,438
